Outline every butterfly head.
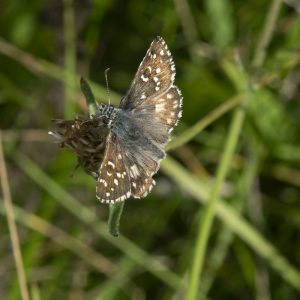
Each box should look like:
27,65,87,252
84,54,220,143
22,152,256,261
96,103,117,128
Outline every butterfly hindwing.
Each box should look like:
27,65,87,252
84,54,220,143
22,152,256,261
122,138,161,199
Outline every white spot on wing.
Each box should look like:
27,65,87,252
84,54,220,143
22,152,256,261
130,164,139,178
155,103,165,112
141,75,149,82
114,179,119,186
108,161,115,168
100,179,108,187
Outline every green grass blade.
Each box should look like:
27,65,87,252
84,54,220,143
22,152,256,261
63,0,76,118
186,103,246,300
161,157,300,291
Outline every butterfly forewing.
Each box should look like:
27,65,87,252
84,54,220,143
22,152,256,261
96,132,131,203
120,36,176,110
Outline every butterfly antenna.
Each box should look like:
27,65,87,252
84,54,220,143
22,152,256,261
104,68,111,106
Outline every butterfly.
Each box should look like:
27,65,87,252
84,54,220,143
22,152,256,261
94,36,182,203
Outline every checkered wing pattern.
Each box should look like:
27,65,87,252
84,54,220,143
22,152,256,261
96,132,131,203
120,36,176,110
130,85,182,146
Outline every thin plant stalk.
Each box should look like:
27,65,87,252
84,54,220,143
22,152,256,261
161,157,300,290
63,0,77,118
186,104,246,300
186,0,282,296
252,0,283,69
0,132,30,300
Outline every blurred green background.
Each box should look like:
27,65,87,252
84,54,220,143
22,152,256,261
1,0,300,299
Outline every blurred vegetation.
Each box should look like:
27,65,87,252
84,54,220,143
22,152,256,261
1,0,300,299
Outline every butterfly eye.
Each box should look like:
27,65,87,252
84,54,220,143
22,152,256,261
97,104,106,117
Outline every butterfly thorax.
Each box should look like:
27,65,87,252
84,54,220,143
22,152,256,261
96,104,119,128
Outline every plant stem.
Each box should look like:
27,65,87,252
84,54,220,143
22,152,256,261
64,0,77,118
0,132,30,300
186,104,246,300
252,0,283,69
161,157,300,290
108,202,125,237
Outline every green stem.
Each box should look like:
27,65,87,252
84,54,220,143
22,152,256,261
80,77,98,114
108,202,125,237
63,0,76,118
186,48,252,300
252,0,283,69
186,104,246,300
161,157,300,291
